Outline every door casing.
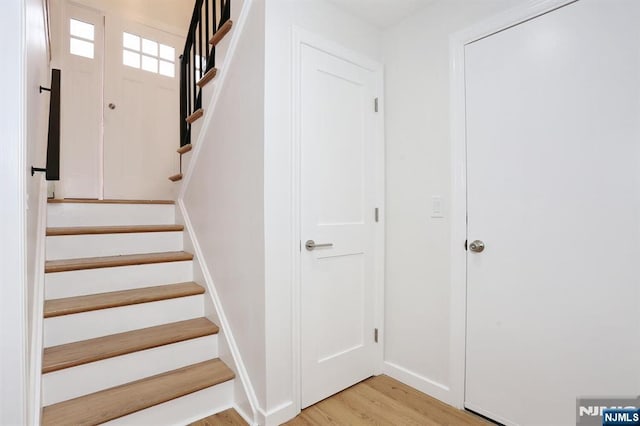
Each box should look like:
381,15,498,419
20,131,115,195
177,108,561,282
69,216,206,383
449,0,579,410
291,27,385,414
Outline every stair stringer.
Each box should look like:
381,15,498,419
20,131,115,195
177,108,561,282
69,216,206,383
177,201,258,425
176,0,260,424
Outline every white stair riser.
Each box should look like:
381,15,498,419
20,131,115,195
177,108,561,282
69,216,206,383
45,261,193,299
44,295,204,346
46,232,184,260
42,335,218,405
47,204,175,227
103,380,234,426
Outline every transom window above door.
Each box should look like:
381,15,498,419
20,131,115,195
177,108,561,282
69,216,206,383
122,32,175,77
69,18,95,59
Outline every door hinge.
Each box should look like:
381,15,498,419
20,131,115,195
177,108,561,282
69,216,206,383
374,328,379,343
374,207,379,222
374,97,379,112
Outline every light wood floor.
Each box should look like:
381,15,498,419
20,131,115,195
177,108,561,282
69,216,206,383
195,375,489,425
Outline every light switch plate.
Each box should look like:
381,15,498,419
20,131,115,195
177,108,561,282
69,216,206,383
431,195,444,218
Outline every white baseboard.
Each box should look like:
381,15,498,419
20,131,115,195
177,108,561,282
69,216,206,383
382,360,457,407
258,400,296,426
177,199,259,423
235,403,255,426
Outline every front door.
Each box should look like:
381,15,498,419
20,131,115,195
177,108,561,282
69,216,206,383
464,1,640,424
103,18,181,200
299,42,381,408
59,2,181,200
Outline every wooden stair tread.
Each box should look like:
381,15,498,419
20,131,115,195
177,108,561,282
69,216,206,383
190,408,248,426
48,199,174,205
177,144,193,154
46,224,184,236
42,317,218,373
42,359,235,425
197,67,218,87
210,20,233,46
186,108,204,124
169,173,183,182
45,251,193,273
44,282,204,318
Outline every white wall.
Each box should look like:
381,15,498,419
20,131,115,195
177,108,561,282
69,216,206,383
69,0,191,35
0,1,27,424
381,0,528,405
1,0,49,424
263,1,381,423
182,0,267,415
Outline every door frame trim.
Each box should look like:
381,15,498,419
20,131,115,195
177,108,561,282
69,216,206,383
291,26,385,414
448,0,577,409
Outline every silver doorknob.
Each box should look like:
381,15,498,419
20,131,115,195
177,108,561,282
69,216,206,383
305,240,333,251
469,240,485,253
108,103,116,110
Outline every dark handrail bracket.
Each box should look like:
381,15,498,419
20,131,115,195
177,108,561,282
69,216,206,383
39,86,51,93
31,167,47,176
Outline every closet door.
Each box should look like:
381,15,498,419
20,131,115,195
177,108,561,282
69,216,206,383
465,1,640,424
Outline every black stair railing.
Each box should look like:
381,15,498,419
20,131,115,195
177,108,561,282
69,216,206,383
180,0,231,147
32,68,61,180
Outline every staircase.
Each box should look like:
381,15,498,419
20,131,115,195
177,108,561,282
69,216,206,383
41,199,236,425
170,0,235,184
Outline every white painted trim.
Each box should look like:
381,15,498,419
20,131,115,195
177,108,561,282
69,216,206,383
28,178,48,426
291,26,386,412
372,65,386,376
178,0,255,198
257,401,294,426
177,199,259,425
290,24,302,419
382,361,450,403
448,0,577,409
234,403,254,426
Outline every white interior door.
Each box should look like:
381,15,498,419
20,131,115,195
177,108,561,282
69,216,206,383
464,1,640,425
103,19,182,200
59,3,104,199
300,43,380,408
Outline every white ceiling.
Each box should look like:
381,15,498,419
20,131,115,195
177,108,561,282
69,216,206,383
324,0,435,29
